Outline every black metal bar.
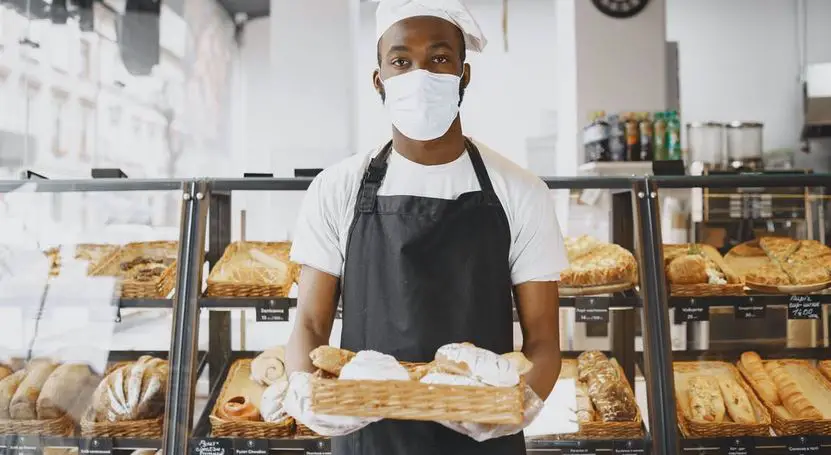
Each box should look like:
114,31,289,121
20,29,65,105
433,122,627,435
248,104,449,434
211,178,314,191
668,294,831,307
650,173,831,189
610,189,637,385
542,177,638,190
207,190,234,391
635,178,680,455
0,178,188,193
162,181,210,455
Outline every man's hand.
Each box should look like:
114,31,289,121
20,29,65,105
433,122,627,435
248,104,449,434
283,372,378,437
286,266,341,374
438,384,544,442
515,281,561,400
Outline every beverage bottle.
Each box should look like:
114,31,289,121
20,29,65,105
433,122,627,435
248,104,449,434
639,112,654,161
595,111,611,161
583,112,601,162
667,110,682,161
609,114,626,162
653,112,668,161
624,112,640,161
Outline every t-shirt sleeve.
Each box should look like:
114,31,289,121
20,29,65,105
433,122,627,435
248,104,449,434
509,180,569,284
290,171,344,277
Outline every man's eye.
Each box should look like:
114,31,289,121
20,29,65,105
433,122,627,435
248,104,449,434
391,58,409,67
432,56,449,64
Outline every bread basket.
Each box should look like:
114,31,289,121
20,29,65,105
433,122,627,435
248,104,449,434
205,242,299,298
89,241,178,298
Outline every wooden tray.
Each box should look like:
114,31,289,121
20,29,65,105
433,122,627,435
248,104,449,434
738,359,831,436
209,359,294,438
90,241,178,298
206,242,299,298
558,282,635,297
666,244,746,297
674,361,771,438
556,358,643,440
311,364,524,425
0,414,75,437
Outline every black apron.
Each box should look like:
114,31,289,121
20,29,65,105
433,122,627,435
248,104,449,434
334,138,526,455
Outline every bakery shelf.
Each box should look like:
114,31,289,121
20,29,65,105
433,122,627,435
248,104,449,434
199,297,296,308
679,435,831,454
119,298,174,308
0,435,164,452
526,437,649,453
664,347,831,362
668,293,831,307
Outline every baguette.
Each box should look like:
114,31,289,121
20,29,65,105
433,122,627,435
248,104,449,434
575,381,595,423
37,363,98,420
740,352,780,405
10,362,58,420
764,361,822,419
718,377,755,424
687,376,725,423
0,370,27,419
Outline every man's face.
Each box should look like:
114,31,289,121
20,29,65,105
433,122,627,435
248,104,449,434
374,16,470,104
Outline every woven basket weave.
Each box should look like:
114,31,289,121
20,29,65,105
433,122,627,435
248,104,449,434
0,414,75,437
79,410,163,438
205,242,299,298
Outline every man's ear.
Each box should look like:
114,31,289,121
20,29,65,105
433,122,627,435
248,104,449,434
461,63,471,89
373,69,383,95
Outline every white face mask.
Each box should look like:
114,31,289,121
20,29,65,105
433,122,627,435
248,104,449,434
381,69,462,141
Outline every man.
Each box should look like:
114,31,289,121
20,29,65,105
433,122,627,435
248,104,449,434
286,0,567,453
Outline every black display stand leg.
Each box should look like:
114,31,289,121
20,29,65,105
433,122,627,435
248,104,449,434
610,190,637,386
635,178,680,455
208,191,233,390
163,181,210,455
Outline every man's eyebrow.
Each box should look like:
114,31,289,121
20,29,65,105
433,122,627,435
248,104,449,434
428,40,454,51
386,44,410,54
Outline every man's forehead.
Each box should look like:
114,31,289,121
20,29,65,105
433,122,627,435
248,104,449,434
379,16,462,51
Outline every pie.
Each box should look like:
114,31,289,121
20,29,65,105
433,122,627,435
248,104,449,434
664,244,740,286
745,263,791,286
782,262,831,285
560,237,637,288
758,237,800,263
788,240,831,262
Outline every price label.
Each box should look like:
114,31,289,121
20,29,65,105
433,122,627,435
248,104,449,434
735,302,766,319
721,437,754,455
0,435,10,450
8,435,42,455
575,298,610,323
191,438,233,455
233,439,269,455
255,300,290,322
613,439,646,455
787,296,821,320
562,441,603,455
674,300,709,323
79,438,113,455
785,436,821,453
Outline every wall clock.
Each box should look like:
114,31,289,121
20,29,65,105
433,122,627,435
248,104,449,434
591,0,650,19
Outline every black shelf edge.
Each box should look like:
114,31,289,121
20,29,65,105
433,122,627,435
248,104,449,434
0,178,189,193
680,435,831,452
199,297,297,308
526,437,648,451
542,177,638,190
211,178,314,192
119,298,174,308
668,293,831,307
0,298,173,309
668,347,831,362
0,435,161,450
649,173,831,189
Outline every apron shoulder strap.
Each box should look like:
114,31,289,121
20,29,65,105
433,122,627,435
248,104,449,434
464,138,499,203
358,140,394,213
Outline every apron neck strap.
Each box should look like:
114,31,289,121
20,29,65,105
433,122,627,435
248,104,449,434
464,138,496,196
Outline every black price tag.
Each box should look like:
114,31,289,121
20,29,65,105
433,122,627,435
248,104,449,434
233,439,269,455
562,440,606,455
575,298,610,323
191,438,233,455
8,436,42,455
304,439,332,455
787,296,821,320
735,301,766,319
722,437,754,455
674,299,709,323
785,436,821,453
79,438,113,455
613,439,645,454
255,299,290,322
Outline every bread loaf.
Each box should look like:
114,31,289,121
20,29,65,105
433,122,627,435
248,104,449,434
718,378,755,424
10,362,58,420
819,361,831,383
92,356,168,422
575,381,595,423
310,346,355,376
687,376,725,423
0,365,12,381
0,370,27,419
580,356,638,422
740,352,780,405
764,361,822,419
577,351,608,382
37,363,98,420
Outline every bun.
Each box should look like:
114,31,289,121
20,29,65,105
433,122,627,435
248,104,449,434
310,346,355,376
218,396,261,422
250,347,287,386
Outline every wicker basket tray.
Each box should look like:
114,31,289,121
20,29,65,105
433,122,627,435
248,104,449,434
90,241,178,298
311,362,524,425
46,244,118,277
0,414,75,437
205,242,299,298
738,359,831,436
674,361,771,438
209,358,294,438
665,244,746,297
556,358,643,440
79,410,163,438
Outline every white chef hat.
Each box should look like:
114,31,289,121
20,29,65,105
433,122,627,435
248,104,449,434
375,0,487,53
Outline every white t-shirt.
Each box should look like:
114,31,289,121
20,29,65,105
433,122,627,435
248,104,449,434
290,139,568,285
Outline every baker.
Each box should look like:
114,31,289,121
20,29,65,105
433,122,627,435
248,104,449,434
286,0,567,453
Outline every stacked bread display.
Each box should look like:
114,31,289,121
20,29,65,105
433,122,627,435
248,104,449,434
0,360,99,436
90,242,179,298
738,352,831,435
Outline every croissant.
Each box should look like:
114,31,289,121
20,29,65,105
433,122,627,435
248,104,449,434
250,347,287,386
218,396,261,422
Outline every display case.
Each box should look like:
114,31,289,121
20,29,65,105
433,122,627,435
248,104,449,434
2,173,830,455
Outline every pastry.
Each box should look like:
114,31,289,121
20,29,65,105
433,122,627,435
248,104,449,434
409,358,471,381
575,381,595,423
687,376,725,423
37,363,98,420
561,241,638,287
435,343,519,387
250,347,287,386
759,237,799,263
764,361,822,419
218,396,261,422
744,263,791,286
577,351,608,382
10,361,58,420
666,255,709,285
310,346,356,376
0,364,12,381
789,240,831,262
261,381,289,423
718,378,755,424
565,235,603,262
782,261,831,285
501,352,533,376
739,352,780,405
580,357,638,422
0,370,27,419
92,356,168,422
339,351,410,381
665,244,738,286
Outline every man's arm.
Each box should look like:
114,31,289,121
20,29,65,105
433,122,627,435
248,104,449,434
286,266,341,374
515,280,561,400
